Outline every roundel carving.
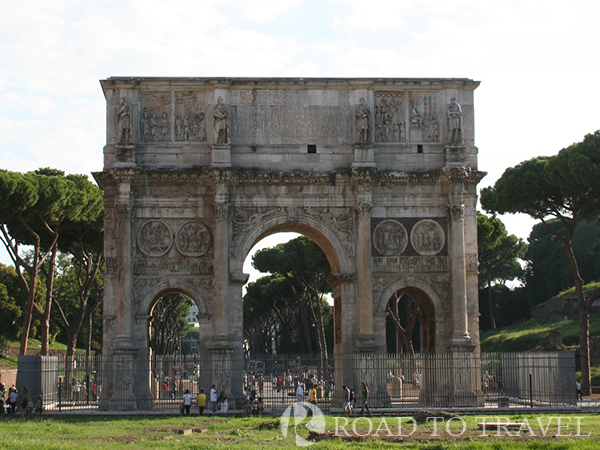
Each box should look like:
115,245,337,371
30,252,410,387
138,220,173,257
411,219,445,256
373,220,408,256
176,221,212,257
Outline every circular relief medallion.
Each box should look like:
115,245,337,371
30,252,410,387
373,220,408,256
137,220,173,257
410,219,445,256
176,221,212,257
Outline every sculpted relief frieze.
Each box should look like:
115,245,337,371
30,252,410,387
230,206,355,259
175,91,207,142
137,219,213,258
372,217,447,257
373,256,449,274
138,220,173,257
176,220,212,257
375,93,405,143
410,219,445,256
373,220,408,256
133,257,214,276
140,92,172,143
408,93,440,143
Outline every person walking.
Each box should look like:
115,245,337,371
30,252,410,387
197,389,206,415
342,385,350,415
361,382,371,416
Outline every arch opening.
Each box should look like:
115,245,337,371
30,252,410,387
242,231,336,360
385,286,436,354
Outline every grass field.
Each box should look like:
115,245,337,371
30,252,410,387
0,414,599,449
480,317,600,353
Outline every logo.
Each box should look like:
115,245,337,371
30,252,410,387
280,402,326,447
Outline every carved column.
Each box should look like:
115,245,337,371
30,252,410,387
108,171,138,411
356,201,376,347
448,200,470,346
211,182,231,348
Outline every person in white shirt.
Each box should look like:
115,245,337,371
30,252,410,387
296,383,304,403
210,385,218,415
182,389,192,415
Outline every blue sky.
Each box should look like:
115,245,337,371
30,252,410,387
1,0,599,271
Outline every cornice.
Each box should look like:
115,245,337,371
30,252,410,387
92,166,486,188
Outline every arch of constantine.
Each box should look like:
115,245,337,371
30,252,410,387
93,77,485,410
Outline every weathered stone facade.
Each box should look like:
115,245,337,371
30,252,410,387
94,77,485,409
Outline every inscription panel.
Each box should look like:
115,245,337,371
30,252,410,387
229,89,353,143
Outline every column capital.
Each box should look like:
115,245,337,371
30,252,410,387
448,203,465,221
357,202,373,219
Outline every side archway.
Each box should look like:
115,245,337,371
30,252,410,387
136,279,212,356
376,277,441,353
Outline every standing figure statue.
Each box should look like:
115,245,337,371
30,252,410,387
447,96,463,146
213,97,230,144
117,97,132,143
355,98,371,143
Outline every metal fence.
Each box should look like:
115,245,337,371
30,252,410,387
15,351,576,415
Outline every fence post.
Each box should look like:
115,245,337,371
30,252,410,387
529,372,533,408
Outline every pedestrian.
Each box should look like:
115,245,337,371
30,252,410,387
210,385,218,415
8,387,18,415
349,387,355,414
197,388,206,415
18,387,30,416
0,383,5,415
296,382,304,403
576,381,583,401
182,389,192,415
361,382,371,416
342,385,350,415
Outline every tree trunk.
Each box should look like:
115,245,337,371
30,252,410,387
562,241,590,395
487,272,497,330
299,300,314,354
86,311,93,356
40,245,59,355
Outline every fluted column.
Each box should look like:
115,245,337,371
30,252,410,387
356,201,375,341
211,183,231,347
448,201,470,345
113,191,135,350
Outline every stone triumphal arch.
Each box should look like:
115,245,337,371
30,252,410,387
94,77,485,409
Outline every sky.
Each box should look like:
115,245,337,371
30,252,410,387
1,0,599,278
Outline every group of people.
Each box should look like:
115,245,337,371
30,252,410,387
180,384,228,416
342,382,371,416
271,371,335,400
0,384,43,416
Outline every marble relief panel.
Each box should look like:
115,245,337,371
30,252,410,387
174,91,207,142
408,92,440,143
140,92,172,142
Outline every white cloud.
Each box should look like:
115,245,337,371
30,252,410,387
235,0,304,23
0,0,599,245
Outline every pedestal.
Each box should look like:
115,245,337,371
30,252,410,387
106,347,138,411
444,145,467,165
115,144,136,167
211,144,231,167
352,144,375,168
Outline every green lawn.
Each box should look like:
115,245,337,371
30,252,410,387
0,414,598,449
480,318,600,353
